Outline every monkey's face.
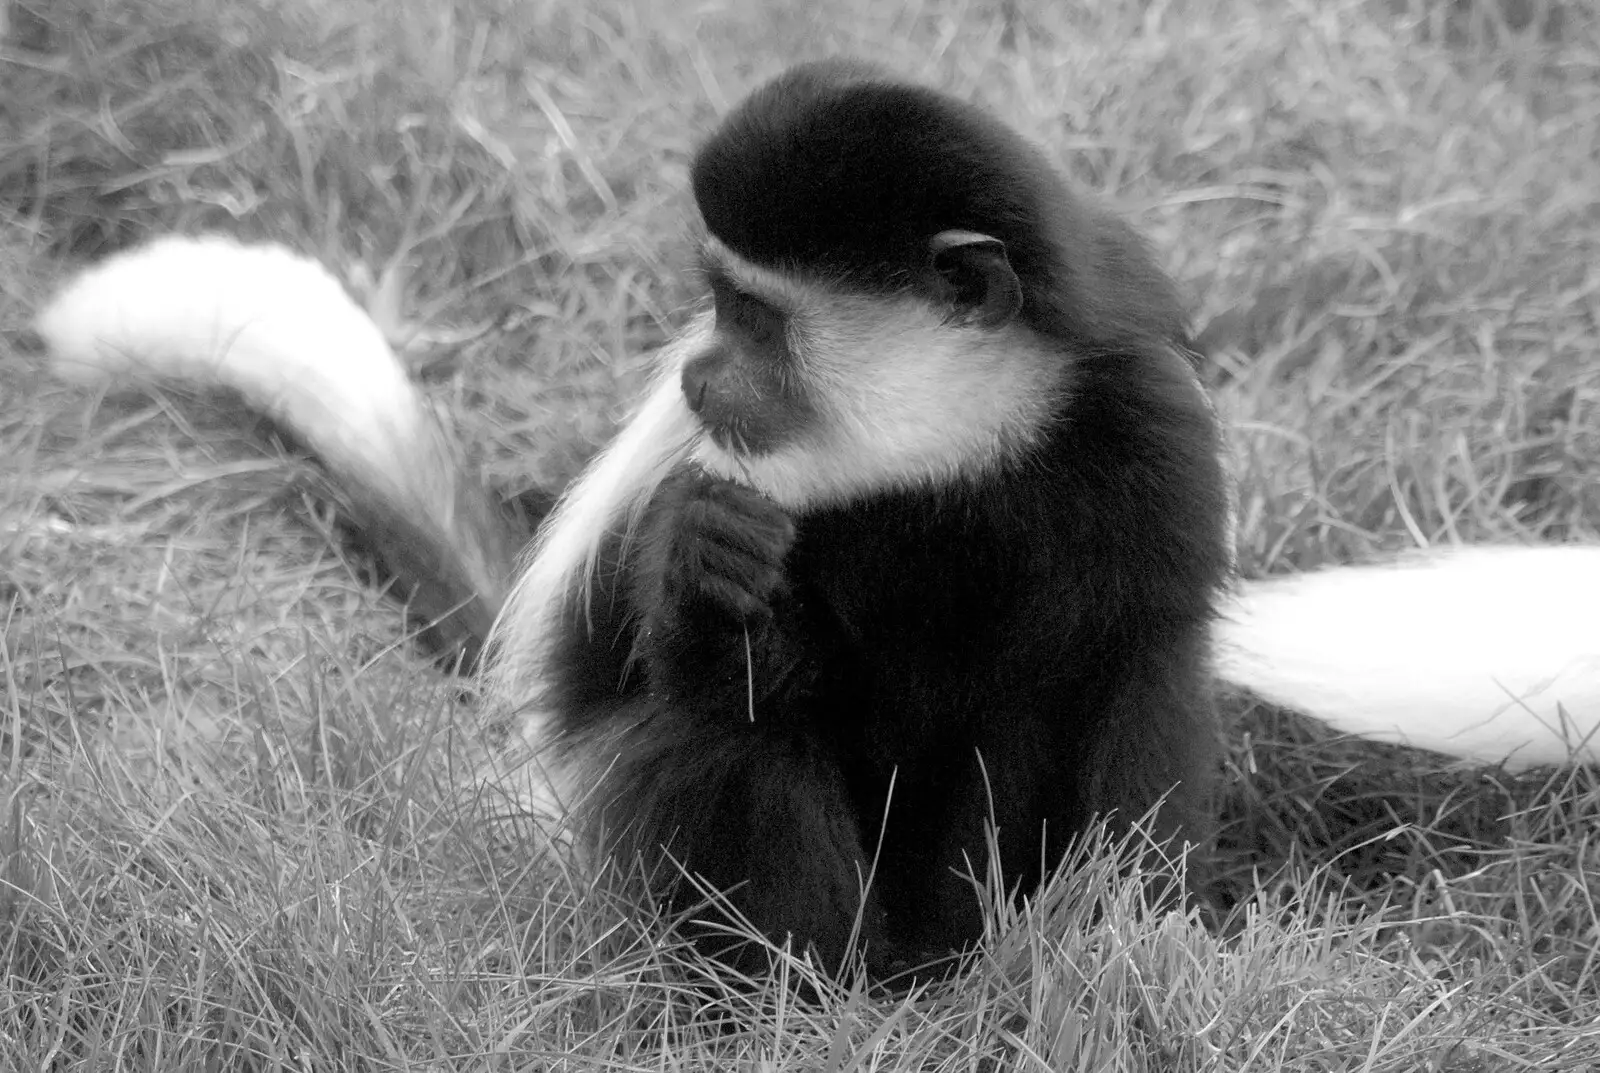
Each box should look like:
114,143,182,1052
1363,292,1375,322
680,234,1067,511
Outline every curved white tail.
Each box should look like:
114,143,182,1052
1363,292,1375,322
37,234,524,662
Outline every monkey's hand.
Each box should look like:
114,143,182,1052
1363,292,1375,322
631,468,800,716
639,468,795,624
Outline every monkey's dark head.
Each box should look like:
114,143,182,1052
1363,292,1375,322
693,59,1060,311
677,60,1191,511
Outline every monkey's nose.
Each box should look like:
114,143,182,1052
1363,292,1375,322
681,350,728,417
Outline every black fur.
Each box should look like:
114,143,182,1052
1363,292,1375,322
544,61,1232,981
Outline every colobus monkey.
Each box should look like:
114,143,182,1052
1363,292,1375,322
493,60,1234,977
38,60,1600,981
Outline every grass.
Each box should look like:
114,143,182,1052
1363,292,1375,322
2,0,1598,1067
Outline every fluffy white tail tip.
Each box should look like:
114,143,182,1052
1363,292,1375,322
36,233,426,454
1219,546,1600,769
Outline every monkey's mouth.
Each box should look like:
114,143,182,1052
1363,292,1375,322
700,416,758,456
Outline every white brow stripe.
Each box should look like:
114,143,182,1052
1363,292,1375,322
701,236,819,310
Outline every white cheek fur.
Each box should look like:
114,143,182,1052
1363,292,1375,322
485,317,709,710
480,318,709,812
694,296,1065,508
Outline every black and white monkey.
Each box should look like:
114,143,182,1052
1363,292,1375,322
499,59,1235,976
37,60,1600,981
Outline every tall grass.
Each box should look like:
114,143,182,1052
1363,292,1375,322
3,0,1598,1067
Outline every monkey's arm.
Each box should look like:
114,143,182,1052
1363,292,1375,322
628,468,817,719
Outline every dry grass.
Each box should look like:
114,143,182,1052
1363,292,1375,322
2,0,1599,1067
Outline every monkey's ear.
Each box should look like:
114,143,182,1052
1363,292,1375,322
928,230,1023,329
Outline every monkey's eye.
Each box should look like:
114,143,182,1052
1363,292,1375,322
711,276,786,348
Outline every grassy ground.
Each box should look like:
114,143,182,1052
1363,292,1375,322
3,0,1599,1067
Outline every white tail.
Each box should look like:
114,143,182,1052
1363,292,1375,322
37,234,1600,769
1220,546,1600,769
37,233,524,660
41,234,427,468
